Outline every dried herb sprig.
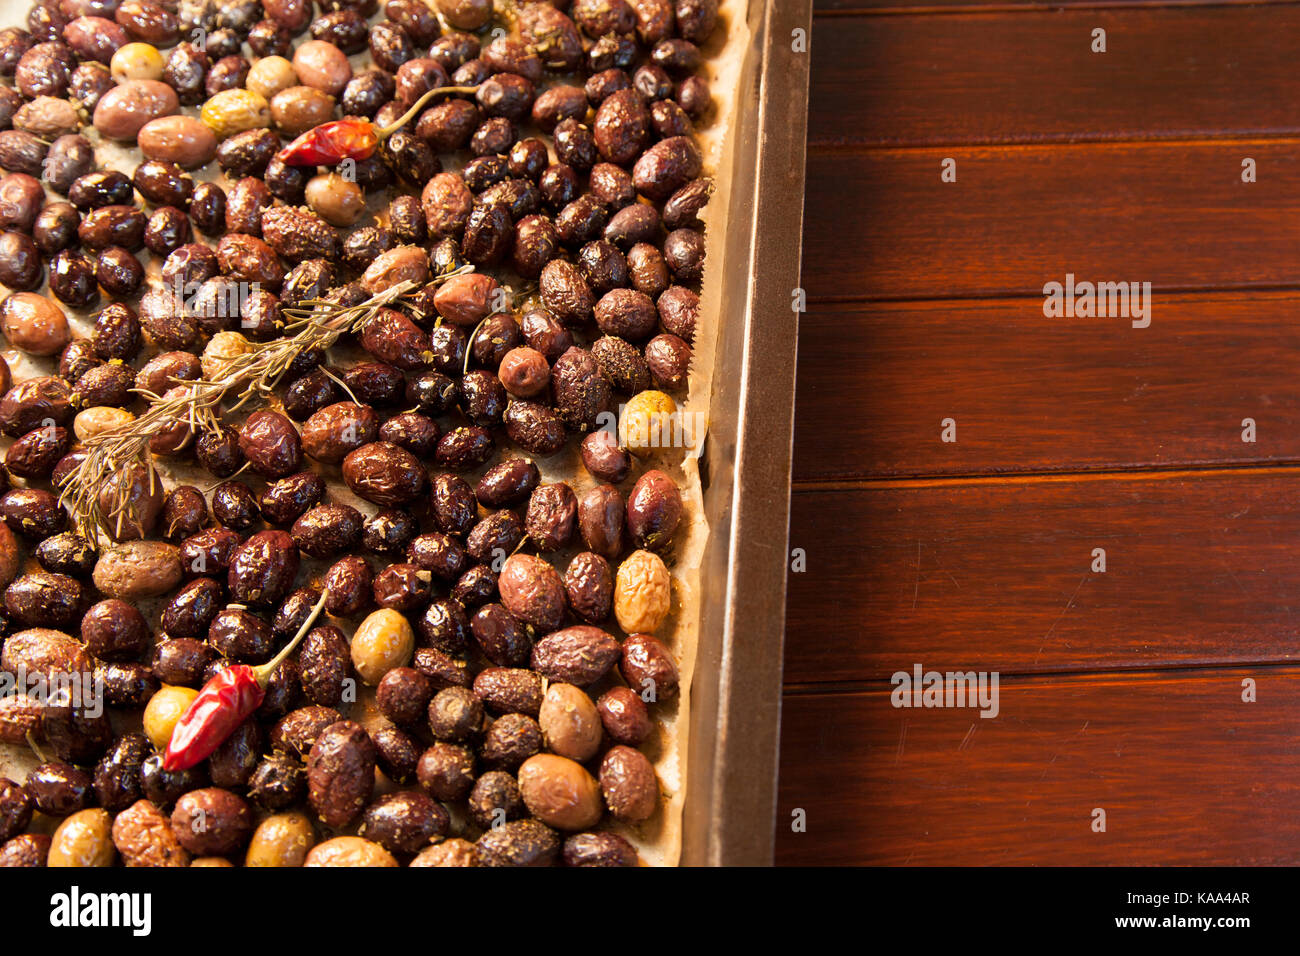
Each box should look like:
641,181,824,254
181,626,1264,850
62,269,471,543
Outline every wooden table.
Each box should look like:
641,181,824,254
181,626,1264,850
776,0,1300,865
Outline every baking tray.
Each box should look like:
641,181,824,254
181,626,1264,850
680,0,811,866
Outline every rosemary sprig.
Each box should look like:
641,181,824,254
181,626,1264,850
63,269,471,543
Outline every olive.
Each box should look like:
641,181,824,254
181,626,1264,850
259,471,325,525
195,424,244,478
452,564,497,609
141,754,209,808
92,733,150,812
247,753,307,811
26,762,92,817
212,480,260,530
362,509,417,556
416,598,470,655
162,485,208,542
162,576,223,638
208,606,275,662
96,661,158,708
179,527,241,581
290,503,362,559
227,529,300,607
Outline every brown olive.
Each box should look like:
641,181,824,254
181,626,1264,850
27,762,92,817
589,162,637,209
291,503,363,559
189,182,227,234
373,725,421,786
532,626,621,687
475,818,560,867
363,510,417,556
592,334,652,393
323,555,372,617
307,720,376,828
415,741,475,803
628,242,670,297
1,487,68,538
563,831,638,867
227,529,300,607
179,527,241,580
150,638,214,688
598,685,653,746
208,606,275,662
140,754,208,809
372,563,429,614
466,510,525,565
253,471,322,527
295,624,350,707
434,426,495,471
96,245,146,295
247,753,306,811
194,424,244,478
171,788,253,856
376,666,433,727
358,790,447,856
92,733,150,813
416,598,470,656
5,424,69,479
158,486,206,544
526,483,578,552
238,409,301,478
620,632,679,699
300,401,378,464
33,202,80,256
5,571,85,629
96,661,158,708
469,603,531,668
212,480,260,530
162,576,222,638
34,531,96,578
480,712,542,771
342,441,428,507
80,598,148,661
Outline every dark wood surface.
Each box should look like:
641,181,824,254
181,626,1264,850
778,2,1300,864
795,293,1300,479
808,9,1300,146
803,144,1300,301
778,669,1300,866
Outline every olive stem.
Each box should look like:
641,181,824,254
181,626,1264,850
24,730,47,764
252,589,329,689
375,84,482,139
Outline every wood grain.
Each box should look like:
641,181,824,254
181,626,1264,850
775,669,1300,865
785,473,1300,683
793,292,1300,480
802,143,1300,301
808,8,1300,147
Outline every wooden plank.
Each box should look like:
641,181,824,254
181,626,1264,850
784,473,1300,683
801,143,1300,300
775,669,1300,865
807,8,1300,147
793,292,1300,480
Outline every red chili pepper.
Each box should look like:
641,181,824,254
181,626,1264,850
277,118,380,167
275,84,481,168
162,590,328,771
162,665,263,771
